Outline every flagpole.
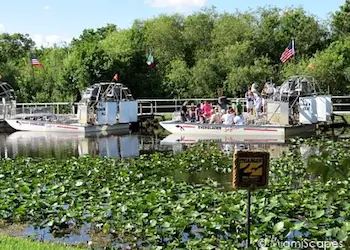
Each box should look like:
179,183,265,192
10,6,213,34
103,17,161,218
292,38,296,74
30,55,36,87
292,38,295,62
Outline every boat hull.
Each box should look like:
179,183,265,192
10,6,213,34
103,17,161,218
159,121,316,138
5,119,130,134
160,134,286,145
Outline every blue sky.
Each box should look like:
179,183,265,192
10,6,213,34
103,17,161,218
0,0,346,47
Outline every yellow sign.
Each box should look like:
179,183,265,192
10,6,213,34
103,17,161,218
240,162,263,176
232,151,269,189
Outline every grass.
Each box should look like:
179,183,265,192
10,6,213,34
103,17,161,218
0,235,86,250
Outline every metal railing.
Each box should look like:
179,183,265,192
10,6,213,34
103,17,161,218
0,96,347,120
136,96,350,116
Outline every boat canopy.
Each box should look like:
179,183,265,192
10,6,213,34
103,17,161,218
0,82,16,101
276,75,321,97
80,82,134,104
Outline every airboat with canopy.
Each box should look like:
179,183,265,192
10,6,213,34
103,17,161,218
5,82,138,133
159,75,333,139
0,81,16,120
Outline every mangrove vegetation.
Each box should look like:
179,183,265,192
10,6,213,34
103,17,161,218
1,2,350,102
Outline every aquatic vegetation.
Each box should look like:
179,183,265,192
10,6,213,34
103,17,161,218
0,141,349,249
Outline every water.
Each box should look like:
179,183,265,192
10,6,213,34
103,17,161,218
0,131,292,159
0,132,169,159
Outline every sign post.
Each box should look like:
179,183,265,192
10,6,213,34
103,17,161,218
232,151,270,248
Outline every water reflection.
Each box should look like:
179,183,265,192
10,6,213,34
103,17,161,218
0,132,292,159
0,132,144,159
160,134,289,159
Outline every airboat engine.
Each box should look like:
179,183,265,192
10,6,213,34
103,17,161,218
265,75,332,125
77,82,138,125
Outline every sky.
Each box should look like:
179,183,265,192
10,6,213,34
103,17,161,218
0,0,346,47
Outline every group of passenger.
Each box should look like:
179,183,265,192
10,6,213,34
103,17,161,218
180,100,244,125
180,82,274,125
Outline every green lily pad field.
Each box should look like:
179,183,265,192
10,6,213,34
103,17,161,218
0,139,349,249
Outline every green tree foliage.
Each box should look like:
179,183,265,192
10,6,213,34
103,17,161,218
331,0,350,38
0,4,349,102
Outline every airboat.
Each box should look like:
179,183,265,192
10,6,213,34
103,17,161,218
0,81,16,132
159,75,333,138
5,82,138,133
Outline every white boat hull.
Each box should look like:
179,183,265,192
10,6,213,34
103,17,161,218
5,119,130,134
160,121,286,136
159,121,316,138
160,134,285,145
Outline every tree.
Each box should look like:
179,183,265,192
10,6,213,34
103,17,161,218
225,57,274,96
183,7,217,65
143,14,185,66
253,7,329,64
307,39,350,94
212,12,255,49
0,5,349,102
0,33,34,63
331,0,350,38
165,58,191,97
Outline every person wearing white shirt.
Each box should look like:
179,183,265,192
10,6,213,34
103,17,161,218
245,91,254,115
221,109,234,125
253,93,262,118
234,114,244,125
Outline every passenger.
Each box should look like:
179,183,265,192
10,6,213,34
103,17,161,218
246,91,254,115
181,102,188,122
235,101,243,115
234,110,245,125
261,82,275,113
209,107,222,124
253,93,262,118
202,101,212,121
195,104,204,122
189,104,196,122
218,95,228,113
221,108,234,125
251,82,259,94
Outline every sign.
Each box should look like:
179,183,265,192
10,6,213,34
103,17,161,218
232,151,269,189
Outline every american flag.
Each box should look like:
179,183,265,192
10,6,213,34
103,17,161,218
30,55,44,69
280,40,295,63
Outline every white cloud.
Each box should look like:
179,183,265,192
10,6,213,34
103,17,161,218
145,0,207,9
32,34,73,48
43,5,50,10
0,24,5,33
